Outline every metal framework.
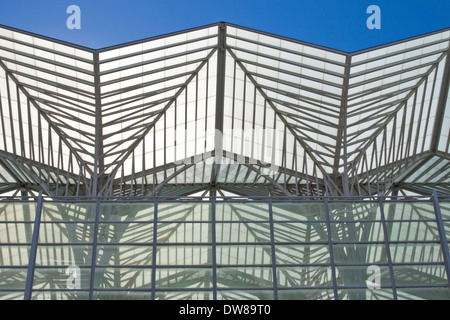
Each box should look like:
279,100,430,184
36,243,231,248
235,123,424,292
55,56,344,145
1,193,450,300
0,23,450,300
0,22,449,198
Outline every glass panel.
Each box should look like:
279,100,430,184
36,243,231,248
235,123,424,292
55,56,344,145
446,221,450,240
277,266,333,287
338,288,394,300
328,202,382,221
158,202,210,221
157,222,211,243
383,202,436,220
273,222,328,242
94,267,152,289
33,267,90,290
0,223,33,243
217,289,274,300
330,222,384,242
216,245,271,265
98,223,153,243
396,287,450,300
278,288,335,300
42,203,96,222
0,202,36,221
393,264,448,286
216,202,269,221
216,222,271,243
217,267,273,288
389,243,443,263
31,291,90,300
38,223,94,244
156,245,211,265
94,291,150,300
154,268,212,289
0,268,28,290
439,202,450,220
275,244,330,264
100,203,154,222
272,202,326,221
96,245,152,266
154,290,213,300
336,265,392,288
36,245,92,266
333,243,388,264
0,291,25,300
385,221,438,241
0,245,30,266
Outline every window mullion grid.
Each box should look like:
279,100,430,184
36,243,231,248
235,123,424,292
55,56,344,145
378,198,398,299
88,198,101,300
211,196,217,300
151,197,158,300
268,196,278,299
324,197,339,300
23,191,44,300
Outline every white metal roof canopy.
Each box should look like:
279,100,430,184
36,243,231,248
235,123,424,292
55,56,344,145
0,22,449,197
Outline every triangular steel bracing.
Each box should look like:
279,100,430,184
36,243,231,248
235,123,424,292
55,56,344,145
0,23,449,197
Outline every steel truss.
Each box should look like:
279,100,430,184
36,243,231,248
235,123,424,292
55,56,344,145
0,22,449,197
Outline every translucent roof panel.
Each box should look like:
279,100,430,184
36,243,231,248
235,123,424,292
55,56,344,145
98,26,218,178
346,31,450,166
225,25,346,175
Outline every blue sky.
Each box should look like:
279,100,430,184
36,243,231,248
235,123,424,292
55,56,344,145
0,0,449,52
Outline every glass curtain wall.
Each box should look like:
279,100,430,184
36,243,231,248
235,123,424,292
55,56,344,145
0,195,449,300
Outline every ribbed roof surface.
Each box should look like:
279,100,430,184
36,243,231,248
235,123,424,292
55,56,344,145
0,22,449,197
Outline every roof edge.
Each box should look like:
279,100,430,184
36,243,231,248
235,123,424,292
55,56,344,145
0,22,449,55
0,23,95,52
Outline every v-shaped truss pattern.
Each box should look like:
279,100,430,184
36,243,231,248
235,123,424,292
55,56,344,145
0,23,449,197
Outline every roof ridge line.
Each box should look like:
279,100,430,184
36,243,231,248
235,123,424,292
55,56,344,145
1,22,449,54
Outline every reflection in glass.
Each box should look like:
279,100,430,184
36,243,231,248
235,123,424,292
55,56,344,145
0,198,448,300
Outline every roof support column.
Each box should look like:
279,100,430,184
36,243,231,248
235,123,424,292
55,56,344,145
92,51,104,197
335,55,352,197
212,22,227,187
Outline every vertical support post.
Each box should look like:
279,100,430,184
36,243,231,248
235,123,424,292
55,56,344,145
268,195,278,299
24,191,43,300
92,51,103,197
378,197,398,299
335,55,351,197
324,198,339,300
215,22,226,144
88,198,101,300
211,190,218,300
212,22,227,183
432,191,450,290
151,196,158,300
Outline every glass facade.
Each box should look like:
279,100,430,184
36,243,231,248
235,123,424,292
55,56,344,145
1,195,449,300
